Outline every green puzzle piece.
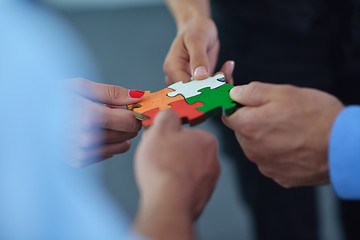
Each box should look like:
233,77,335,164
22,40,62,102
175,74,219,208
186,84,238,117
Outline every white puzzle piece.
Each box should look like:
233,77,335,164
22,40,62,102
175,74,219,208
167,74,226,98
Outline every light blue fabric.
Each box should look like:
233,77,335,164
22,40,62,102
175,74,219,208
0,1,142,239
329,106,360,200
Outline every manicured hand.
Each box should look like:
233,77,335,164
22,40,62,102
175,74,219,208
223,82,344,187
69,78,144,167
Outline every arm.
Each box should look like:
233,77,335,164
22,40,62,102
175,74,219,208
134,110,220,239
134,183,194,240
165,0,211,29
329,106,360,199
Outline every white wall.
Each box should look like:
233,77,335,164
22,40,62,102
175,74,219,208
44,0,163,10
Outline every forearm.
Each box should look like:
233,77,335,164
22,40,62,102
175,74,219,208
135,205,194,240
134,182,195,240
165,0,211,29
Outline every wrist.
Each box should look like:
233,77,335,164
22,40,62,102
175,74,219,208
134,180,195,240
166,0,211,30
135,203,194,240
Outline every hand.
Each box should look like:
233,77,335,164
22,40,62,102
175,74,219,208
68,78,144,167
223,82,344,188
134,110,220,239
163,16,220,84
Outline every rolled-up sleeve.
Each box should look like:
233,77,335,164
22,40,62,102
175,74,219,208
329,106,360,200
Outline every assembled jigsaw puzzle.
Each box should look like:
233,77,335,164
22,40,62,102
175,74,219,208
127,74,239,127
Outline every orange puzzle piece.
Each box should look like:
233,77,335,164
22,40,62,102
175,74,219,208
127,88,183,115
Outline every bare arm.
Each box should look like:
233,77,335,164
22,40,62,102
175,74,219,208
134,182,194,240
165,0,211,30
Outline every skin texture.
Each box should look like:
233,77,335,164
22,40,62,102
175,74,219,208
68,78,142,167
164,0,234,84
134,110,220,240
223,82,344,188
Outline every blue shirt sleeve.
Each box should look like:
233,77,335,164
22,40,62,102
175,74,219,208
329,106,360,200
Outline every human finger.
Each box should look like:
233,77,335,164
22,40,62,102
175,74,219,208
150,110,181,134
78,129,138,148
229,82,277,107
70,78,144,105
186,39,210,80
163,38,192,84
72,141,131,167
99,107,142,133
219,60,235,85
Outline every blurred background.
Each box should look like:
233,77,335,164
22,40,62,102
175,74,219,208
34,0,344,239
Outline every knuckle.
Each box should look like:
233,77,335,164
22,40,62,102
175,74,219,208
205,134,218,147
276,179,293,189
257,165,272,178
282,183,293,189
164,63,178,75
247,81,263,94
162,62,169,73
196,130,217,147
244,149,260,163
118,141,131,153
248,81,262,89
107,85,121,100
163,64,179,80
239,122,258,139
185,32,200,42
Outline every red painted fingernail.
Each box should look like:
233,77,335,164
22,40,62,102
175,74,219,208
129,90,145,98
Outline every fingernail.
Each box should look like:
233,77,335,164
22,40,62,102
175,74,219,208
194,66,208,78
129,90,145,98
230,86,244,98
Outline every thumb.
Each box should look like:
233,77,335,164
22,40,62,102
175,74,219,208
187,41,210,80
70,78,144,105
152,110,181,133
219,60,235,85
230,82,274,106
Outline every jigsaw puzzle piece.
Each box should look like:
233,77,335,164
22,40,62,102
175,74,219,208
167,73,226,99
141,108,160,127
141,100,206,127
168,100,206,126
127,88,183,114
186,84,238,117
